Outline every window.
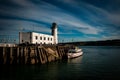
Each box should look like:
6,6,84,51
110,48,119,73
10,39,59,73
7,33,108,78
35,36,38,40
44,37,46,40
48,37,49,41
40,37,42,40
22,40,23,42
51,38,52,41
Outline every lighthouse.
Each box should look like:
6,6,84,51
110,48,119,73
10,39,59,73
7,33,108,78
19,23,58,44
51,22,58,44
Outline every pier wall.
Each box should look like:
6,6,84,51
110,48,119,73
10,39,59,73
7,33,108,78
0,45,74,64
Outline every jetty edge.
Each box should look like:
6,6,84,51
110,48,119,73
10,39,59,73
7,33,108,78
0,44,75,64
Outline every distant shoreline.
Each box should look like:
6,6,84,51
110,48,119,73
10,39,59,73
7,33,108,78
59,39,120,46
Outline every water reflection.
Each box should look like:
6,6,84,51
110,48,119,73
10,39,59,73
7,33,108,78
1,46,120,80
67,56,83,64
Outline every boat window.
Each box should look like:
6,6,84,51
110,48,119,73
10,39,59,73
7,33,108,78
68,50,76,53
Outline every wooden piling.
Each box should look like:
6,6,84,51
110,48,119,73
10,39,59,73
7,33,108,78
0,47,4,64
12,47,17,64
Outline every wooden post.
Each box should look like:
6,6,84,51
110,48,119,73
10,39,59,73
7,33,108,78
17,47,19,64
18,47,22,64
26,47,31,64
24,47,28,64
56,46,62,59
10,47,13,64
30,47,34,64
36,47,41,64
3,47,6,64
39,48,47,64
0,47,4,64
6,47,11,64
21,47,25,64
34,46,39,64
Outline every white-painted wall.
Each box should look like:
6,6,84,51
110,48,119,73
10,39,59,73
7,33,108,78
19,32,54,44
53,27,58,44
32,32,54,44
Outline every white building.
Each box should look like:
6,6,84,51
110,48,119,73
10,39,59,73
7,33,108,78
19,23,58,44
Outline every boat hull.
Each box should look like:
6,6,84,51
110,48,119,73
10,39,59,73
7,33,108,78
68,51,83,59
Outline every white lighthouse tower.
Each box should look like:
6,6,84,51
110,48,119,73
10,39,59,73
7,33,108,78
51,22,58,44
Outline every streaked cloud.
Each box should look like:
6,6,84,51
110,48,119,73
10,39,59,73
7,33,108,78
0,0,120,42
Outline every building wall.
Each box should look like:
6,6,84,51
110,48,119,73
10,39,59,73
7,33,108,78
19,32,54,44
19,32,31,43
32,32,54,44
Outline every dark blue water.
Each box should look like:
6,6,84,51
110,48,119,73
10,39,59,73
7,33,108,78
1,46,120,80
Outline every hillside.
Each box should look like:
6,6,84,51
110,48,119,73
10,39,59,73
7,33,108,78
59,39,120,46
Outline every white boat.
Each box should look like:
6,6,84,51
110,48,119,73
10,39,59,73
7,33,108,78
67,47,83,59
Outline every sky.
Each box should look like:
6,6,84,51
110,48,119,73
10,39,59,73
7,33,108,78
0,0,120,43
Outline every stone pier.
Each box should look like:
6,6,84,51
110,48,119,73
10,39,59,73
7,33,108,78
0,45,74,64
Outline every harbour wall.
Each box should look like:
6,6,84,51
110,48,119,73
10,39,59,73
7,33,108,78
0,45,74,64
